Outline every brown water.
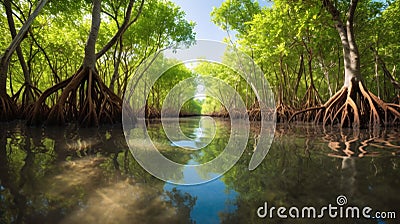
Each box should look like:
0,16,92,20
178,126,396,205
0,118,399,223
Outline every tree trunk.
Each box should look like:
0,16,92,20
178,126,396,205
110,38,123,92
96,0,144,60
28,0,140,126
323,0,361,87
0,60,8,97
4,0,31,85
83,0,102,69
0,0,48,96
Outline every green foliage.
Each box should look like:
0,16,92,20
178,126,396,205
1,0,399,118
377,0,400,70
211,0,261,36
210,0,400,109
99,0,195,94
148,60,198,115
193,60,255,114
0,0,195,106
181,99,203,115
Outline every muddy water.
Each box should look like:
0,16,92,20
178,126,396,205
0,118,399,223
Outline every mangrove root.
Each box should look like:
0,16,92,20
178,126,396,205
0,93,17,121
28,67,122,127
12,82,42,119
290,78,400,127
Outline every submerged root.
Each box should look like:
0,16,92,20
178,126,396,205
290,79,400,128
28,67,122,127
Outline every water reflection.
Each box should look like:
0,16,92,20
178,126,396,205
0,122,195,224
0,121,399,223
219,125,399,224
321,127,400,158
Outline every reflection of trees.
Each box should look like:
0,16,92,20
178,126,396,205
219,125,400,224
2,121,399,223
0,124,26,223
147,121,193,165
127,122,193,183
164,188,197,224
0,124,196,223
192,124,229,163
0,123,56,223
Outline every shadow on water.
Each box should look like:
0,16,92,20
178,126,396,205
0,119,399,223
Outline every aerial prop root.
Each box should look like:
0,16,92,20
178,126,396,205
27,73,74,125
28,67,122,126
276,102,295,122
0,93,17,121
13,82,42,118
290,79,400,127
46,67,122,126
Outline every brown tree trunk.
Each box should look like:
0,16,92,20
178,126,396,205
83,0,102,69
0,0,48,93
0,0,48,121
110,38,123,92
4,0,31,85
4,0,42,115
96,0,144,60
0,61,8,97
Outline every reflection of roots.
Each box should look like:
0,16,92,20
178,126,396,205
323,127,400,158
290,79,400,127
28,67,122,126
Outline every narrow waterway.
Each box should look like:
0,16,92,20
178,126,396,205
0,118,399,223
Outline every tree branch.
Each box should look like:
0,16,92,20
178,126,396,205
322,0,349,52
96,0,144,60
3,0,48,63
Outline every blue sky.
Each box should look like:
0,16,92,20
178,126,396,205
170,0,228,41
170,0,272,41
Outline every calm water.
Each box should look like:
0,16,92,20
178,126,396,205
0,118,399,224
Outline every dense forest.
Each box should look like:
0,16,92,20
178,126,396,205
1,1,399,222
0,0,195,126
210,0,400,127
0,0,399,127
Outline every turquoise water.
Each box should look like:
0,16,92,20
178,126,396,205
0,118,399,223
